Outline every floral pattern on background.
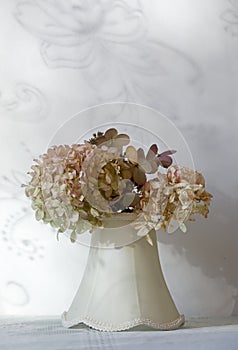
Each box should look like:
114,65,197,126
15,0,200,106
0,147,47,262
0,83,49,123
221,0,238,36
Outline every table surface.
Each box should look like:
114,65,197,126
0,317,238,350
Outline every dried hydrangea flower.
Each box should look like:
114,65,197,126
139,166,212,233
167,165,205,186
164,166,212,231
23,143,98,239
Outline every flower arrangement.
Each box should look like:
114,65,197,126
23,128,212,241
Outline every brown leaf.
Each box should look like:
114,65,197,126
119,160,131,170
137,148,145,162
137,148,157,173
146,160,158,174
133,167,146,185
149,144,158,155
115,134,130,146
104,162,117,176
111,180,118,191
104,128,118,140
158,155,173,168
156,150,176,168
95,135,107,146
104,188,113,198
121,169,132,179
122,193,135,207
126,145,138,164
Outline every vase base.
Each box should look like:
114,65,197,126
61,312,185,332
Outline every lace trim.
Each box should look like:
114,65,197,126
61,312,185,332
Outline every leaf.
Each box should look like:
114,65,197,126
146,145,158,162
119,160,130,170
149,144,158,155
157,150,176,167
121,169,132,179
115,134,130,146
133,167,146,185
104,188,113,198
159,150,176,156
134,146,158,174
144,160,158,174
95,135,106,145
136,148,150,172
158,155,173,168
104,163,117,176
104,128,118,140
122,193,135,207
111,180,118,191
98,183,108,191
126,146,138,164
137,148,145,162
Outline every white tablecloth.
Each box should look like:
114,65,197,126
0,317,238,350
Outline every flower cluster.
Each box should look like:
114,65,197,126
23,143,99,241
138,166,212,234
23,128,212,241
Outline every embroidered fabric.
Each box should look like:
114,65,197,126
61,312,185,332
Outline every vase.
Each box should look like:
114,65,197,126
62,214,185,331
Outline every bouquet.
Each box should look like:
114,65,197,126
23,128,212,242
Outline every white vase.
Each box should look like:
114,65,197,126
62,214,184,331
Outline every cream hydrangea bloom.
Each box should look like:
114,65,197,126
138,166,212,235
23,143,96,239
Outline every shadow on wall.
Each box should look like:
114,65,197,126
158,187,238,316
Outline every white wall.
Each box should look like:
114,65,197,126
0,0,238,317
